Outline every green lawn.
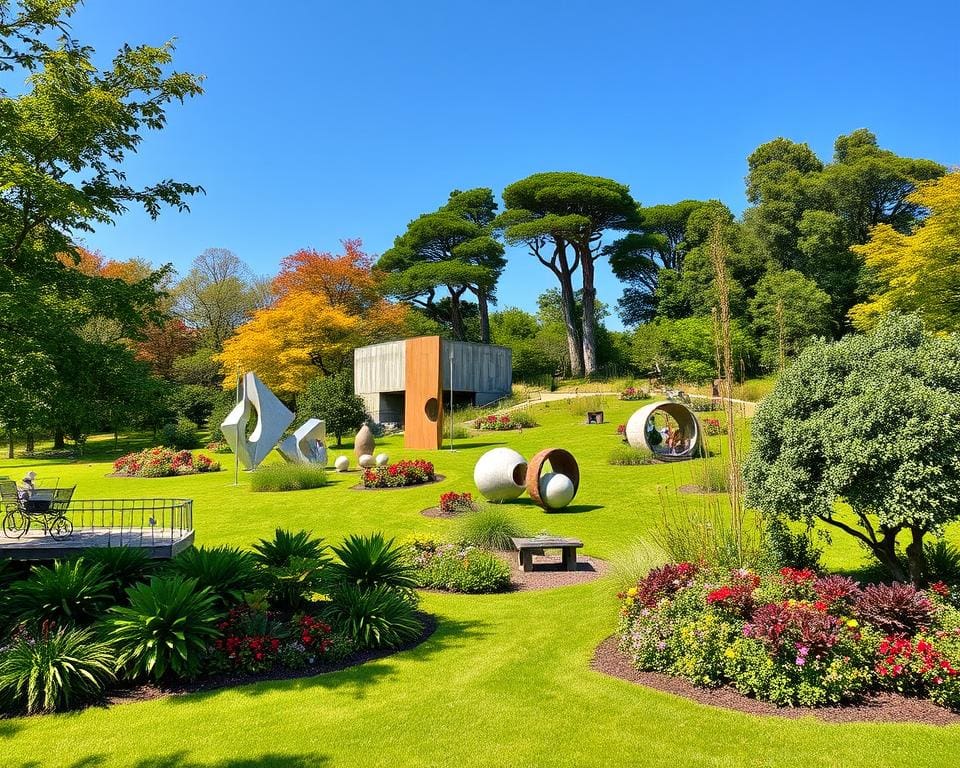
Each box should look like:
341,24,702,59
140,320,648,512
2,397,958,768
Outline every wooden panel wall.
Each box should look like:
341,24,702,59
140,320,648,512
404,336,443,450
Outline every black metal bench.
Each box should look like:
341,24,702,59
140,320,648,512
511,536,583,572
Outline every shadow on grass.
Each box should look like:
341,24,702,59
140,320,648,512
13,753,329,768
507,498,603,515
162,615,488,706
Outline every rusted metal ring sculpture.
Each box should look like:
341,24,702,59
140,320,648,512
525,448,580,510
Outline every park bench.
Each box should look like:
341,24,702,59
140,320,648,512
511,536,583,572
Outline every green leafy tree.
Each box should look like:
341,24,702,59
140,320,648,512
500,172,638,376
630,316,756,383
378,189,504,342
297,371,368,446
744,313,960,585
748,269,832,370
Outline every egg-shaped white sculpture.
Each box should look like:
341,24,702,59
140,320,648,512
358,453,376,469
538,472,576,509
334,455,350,472
375,453,389,466
474,447,527,501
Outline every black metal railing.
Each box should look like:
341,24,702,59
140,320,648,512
65,498,193,546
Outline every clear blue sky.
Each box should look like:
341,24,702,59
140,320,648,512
69,0,959,330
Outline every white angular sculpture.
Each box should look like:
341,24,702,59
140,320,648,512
278,418,327,465
334,455,350,472
358,453,376,469
375,453,389,466
538,472,576,509
625,401,702,462
221,372,294,470
474,447,528,501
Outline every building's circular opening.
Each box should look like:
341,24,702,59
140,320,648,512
424,397,440,422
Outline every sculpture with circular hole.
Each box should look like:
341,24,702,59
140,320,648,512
525,448,580,510
473,447,528,501
625,401,702,462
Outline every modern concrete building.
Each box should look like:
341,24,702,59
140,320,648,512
354,336,512,448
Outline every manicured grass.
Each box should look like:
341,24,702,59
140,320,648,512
3,397,960,767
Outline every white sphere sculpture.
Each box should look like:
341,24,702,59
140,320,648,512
538,472,576,509
358,453,376,469
334,455,350,472
474,447,528,501
375,453,389,466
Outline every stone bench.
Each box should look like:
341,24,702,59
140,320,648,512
511,536,583,572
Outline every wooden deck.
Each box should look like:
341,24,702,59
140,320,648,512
0,527,194,560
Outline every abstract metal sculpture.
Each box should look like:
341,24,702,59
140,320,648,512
474,448,528,501
625,401,702,461
525,448,580,510
221,372,294,470
278,418,327,465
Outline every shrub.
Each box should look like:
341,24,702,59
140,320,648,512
608,445,655,466
438,491,477,516
159,417,199,450
510,410,538,428
252,529,327,568
622,562,698,610
410,540,511,593
167,546,261,605
104,575,223,681
113,447,220,478
811,575,862,612
702,417,726,436
757,517,822,573
250,463,328,492
855,583,934,635
474,414,516,431
80,548,155,598
361,459,435,488
925,539,960,586
207,605,288,674
6,559,112,627
327,533,418,592
0,624,115,714
619,386,648,401
453,505,530,551
875,634,959,696
325,583,422,649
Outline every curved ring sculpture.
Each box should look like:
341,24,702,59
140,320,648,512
278,418,327,465
474,447,528,501
525,448,580,510
625,401,703,462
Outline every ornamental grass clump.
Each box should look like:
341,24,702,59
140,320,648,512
608,445,655,466
453,505,530,551
250,463,328,492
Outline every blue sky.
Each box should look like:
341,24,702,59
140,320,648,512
68,0,959,330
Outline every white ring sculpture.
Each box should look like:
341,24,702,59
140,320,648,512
625,401,703,462
474,447,528,501
278,418,327,465
221,372,294,470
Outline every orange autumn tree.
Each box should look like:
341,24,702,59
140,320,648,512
218,240,409,396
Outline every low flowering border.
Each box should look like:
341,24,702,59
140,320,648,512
112,447,221,478
360,460,437,489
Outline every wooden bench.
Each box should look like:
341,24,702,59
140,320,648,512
511,536,583,572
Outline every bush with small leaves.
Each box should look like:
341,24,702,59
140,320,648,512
104,575,223,681
0,623,115,714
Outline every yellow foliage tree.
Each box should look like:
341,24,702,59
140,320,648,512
850,171,960,332
218,242,409,397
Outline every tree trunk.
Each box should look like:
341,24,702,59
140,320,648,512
580,256,598,377
6,429,13,459
906,526,928,587
448,287,466,341
476,287,491,344
872,530,909,583
25,432,34,452
554,246,584,377
53,428,65,450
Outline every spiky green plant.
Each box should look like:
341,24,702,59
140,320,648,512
252,528,327,568
0,625,115,714
80,547,155,598
326,583,422,649
453,505,530,551
327,533,418,591
167,545,261,605
103,575,222,681
6,559,112,627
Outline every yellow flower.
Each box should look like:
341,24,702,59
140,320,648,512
627,587,638,597
724,648,736,659
624,597,634,606
846,619,859,628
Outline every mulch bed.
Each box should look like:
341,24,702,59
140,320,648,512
494,550,609,592
349,474,446,491
592,635,960,725
420,505,460,519
101,612,438,710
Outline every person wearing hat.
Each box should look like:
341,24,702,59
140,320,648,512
20,471,36,500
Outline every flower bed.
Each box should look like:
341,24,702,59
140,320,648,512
113,447,220,478
361,459,436,488
439,491,477,516
408,537,512,594
475,414,514,431
702,417,727,436
619,386,649,401
616,564,960,709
